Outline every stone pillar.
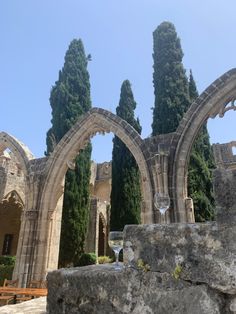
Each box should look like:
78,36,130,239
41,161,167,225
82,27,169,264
13,209,38,287
151,153,171,223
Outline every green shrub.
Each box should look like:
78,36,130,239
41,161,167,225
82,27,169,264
74,253,97,267
98,256,113,264
0,256,16,266
0,265,14,286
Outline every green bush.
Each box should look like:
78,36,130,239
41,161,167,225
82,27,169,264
0,265,14,286
98,256,113,264
74,253,97,267
0,256,16,266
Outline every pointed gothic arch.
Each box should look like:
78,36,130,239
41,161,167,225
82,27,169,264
0,132,34,177
171,68,236,222
34,107,153,278
42,107,153,223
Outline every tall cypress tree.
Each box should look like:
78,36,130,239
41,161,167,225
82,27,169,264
110,80,142,231
152,22,214,221
152,21,190,136
188,70,215,221
46,39,92,266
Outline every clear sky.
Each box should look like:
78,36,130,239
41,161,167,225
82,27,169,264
1,0,236,161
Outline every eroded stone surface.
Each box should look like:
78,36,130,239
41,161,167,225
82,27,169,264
47,265,227,314
124,223,236,294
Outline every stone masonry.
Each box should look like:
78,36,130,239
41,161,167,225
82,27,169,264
46,130,236,313
47,163,236,314
0,68,236,287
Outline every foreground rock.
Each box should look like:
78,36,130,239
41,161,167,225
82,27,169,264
0,297,46,314
47,212,236,314
47,265,229,314
124,222,236,294
46,145,236,313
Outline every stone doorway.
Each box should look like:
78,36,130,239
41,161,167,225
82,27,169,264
0,191,23,257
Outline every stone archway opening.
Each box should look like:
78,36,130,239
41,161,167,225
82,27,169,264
0,147,26,259
172,68,236,222
36,108,153,277
185,108,236,222
0,191,24,257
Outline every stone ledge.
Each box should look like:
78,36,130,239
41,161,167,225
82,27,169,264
47,265,228,314
124,223,236,294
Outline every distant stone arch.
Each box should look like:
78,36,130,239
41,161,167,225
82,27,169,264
0,132,34,177
34,108,153,278
0,190,24,257
171,68,236,222
42,108,153,223
1,190,24,209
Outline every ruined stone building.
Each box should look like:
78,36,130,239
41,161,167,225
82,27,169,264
0,68,236,287
0,150,111,261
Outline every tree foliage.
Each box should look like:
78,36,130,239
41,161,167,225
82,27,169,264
110,80,142,231
152,21,190,135
152,22,215,221
46,39,92,266
188,70,215,221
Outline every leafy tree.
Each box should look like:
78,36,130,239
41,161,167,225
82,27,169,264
152,22,214,221
110,80,142,230
46,39,92,266
188,70,215,221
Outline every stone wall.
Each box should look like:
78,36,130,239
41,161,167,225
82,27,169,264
47,152,236,314
213,141,236,170
47,212,236,314
0,151,25,203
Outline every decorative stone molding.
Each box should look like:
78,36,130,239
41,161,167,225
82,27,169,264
210,97,236,118
24,209,38,220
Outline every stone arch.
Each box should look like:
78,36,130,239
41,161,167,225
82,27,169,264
0,190,24,257
171,68,236,222
35,108,153,278
0,132,34,177
42,107,153,223
1,190,24,209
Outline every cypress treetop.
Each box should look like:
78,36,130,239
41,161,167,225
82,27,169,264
46,39,91,154
152,21,190,135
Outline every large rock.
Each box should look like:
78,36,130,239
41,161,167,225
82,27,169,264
124,223,236,294
47,265,227,314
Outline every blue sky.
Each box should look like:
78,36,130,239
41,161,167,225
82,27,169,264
0,1,236,161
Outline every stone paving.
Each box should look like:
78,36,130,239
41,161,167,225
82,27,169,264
0,297,46,314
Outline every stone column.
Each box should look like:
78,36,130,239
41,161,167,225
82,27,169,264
13,209,38,287
151,153,171,223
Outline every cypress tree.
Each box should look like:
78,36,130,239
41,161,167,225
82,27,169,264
152,22,215,221
152,21,190,136
46,39,92,266
110,80,142,231
188,70,215,221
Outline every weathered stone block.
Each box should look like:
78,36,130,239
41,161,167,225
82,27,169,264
124,223,236,294
47,265,227,314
